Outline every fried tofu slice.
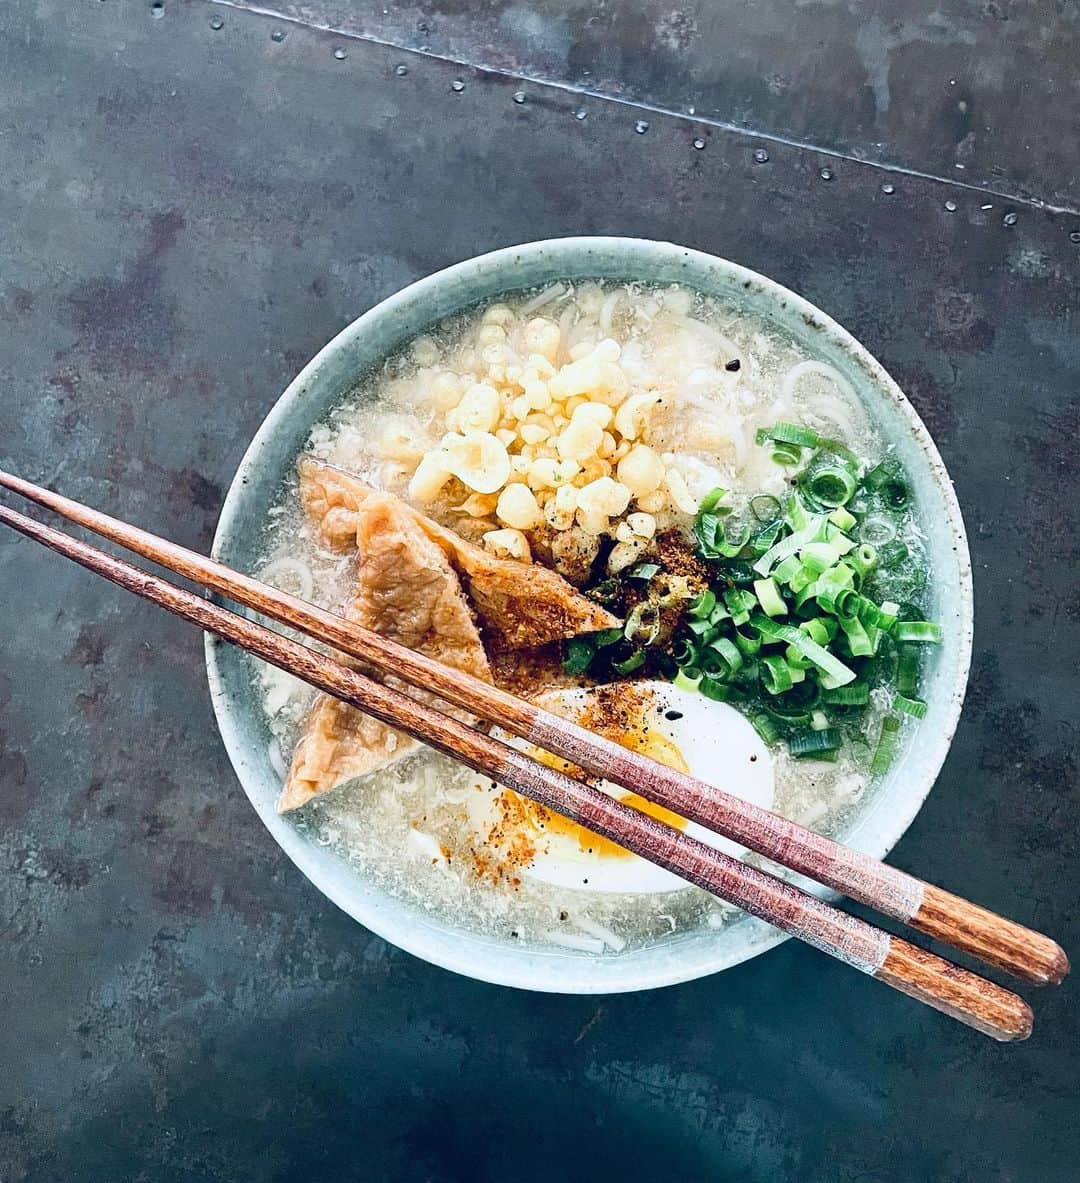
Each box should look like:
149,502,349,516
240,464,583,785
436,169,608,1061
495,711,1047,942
278,488,491,812
298,459,618,650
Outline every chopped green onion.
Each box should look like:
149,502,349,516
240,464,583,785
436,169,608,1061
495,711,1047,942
612,649,646,675
723,588,756,625
753,577,787,617
828,506,857,532
701,636,741,675
826,528,857,556
810,710,830,730
822,683,869,706
760,654,794,695
758,422,821,448
688,589,716,620
627,562,660,581
699,487,729,513
896,645,920,695
870,715,902,774
789,727,842,758
687,618,712,637
700,674,734,702
749,712,781,744
839,613,874,657
673,667,702,693
671,639,696,666
746,521,784,558
594,627,624,648
750,494,782,522
772,554,802,585
850,544,878,576
732,627,763,656
750,613,857,686
893,620,942,643
562,637,594,675
895,694,928,719
805,464,857,507
770,442,803,466
799,541,842,574
753,516,826,577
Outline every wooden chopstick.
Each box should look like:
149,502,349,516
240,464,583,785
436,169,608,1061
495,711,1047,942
0,499,1037,1041
0,469,1067,990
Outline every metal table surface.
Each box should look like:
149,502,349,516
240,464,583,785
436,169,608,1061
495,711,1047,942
0,2,1077,1179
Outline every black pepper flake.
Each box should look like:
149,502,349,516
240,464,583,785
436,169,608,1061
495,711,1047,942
725,358,741,372
665,709,684,721
750,754,758,762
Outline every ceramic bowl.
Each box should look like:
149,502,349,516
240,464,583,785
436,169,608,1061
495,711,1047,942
205,237,972,993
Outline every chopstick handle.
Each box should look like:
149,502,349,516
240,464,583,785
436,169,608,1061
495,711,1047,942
875,939,1033,1040
908,886,1068,987
0,502,1034,1042
0,469,1067,989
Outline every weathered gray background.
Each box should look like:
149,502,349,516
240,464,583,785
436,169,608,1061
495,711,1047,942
0,1,1077,1179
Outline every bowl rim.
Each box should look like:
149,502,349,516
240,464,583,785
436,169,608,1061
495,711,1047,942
205,236,973,993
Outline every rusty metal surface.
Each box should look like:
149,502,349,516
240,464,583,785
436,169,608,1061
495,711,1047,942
223,0,1080,211
0,1,1077,1179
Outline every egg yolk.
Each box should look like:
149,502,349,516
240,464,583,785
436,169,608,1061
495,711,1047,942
518,722,690,859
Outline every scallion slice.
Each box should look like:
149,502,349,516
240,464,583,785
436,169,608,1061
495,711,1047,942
612,649,646,675
863,458,902,490
627,562,660,581
594,627,624,648
893,620,942,643
894,694,928,719
688,588,716,620
751,613,857,686
699,486,729,514
702,636,742,676
760,653,794,695
896,645,920,695
749,711,781,744
870,715,902,774
850,543,878,576
821,683,869,706
789,727,841,758
700,674,733,702
828,505,857,532
753,577,787,617
805,464,857,507
673,667,702,693
759,422,821,448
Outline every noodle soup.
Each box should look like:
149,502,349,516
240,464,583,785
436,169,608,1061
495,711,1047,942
249,280,938,956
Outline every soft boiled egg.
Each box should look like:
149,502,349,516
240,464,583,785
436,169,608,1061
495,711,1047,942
467,680,775,894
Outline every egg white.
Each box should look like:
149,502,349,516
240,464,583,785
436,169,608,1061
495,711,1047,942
470,680,775,894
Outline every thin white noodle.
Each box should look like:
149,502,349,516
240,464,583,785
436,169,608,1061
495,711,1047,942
781,360,857,404
557,304,578,364
268,740,287,782
541,930,606,954
573,915,627,952
599,289,622,336
520,283,566,315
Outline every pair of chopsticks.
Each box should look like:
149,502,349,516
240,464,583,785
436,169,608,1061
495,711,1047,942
0,470,1067,1040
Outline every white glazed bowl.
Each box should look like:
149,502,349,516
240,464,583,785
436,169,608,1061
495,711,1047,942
205,238,973,993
